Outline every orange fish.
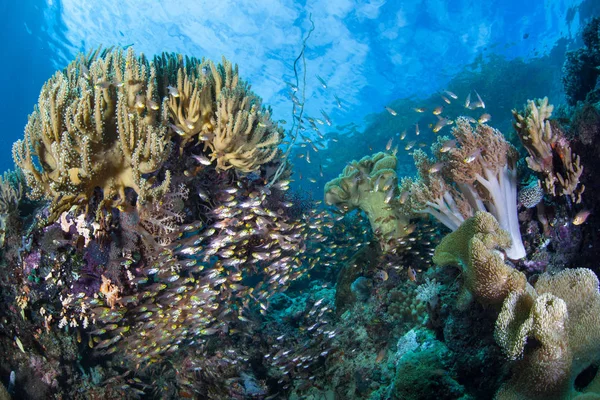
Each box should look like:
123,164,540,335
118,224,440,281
573,210,591,225
407,267,417,282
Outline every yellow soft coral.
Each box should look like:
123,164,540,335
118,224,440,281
13,48,172,222
325,152,409,250
495,268,600,400
157,54,283,172
13,48,283,223
513,97,584,203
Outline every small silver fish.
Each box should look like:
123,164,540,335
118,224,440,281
167,85,180,97
463,148,482,163
316,75,327,89
385,106,397,116
478,113,491,124
386,138,393,151
444,90,458,99
169,123,185,136
474,90,485,109
192,153,212,165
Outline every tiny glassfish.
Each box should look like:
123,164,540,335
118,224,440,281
439,139,457,153
386,138,393,151
334,94,342,108
169,123,185,136
464,92,471,109
463,148,482,163
385,106,397,116
285,81,298,92
167,85,180,97
405,140,416,151
433,116,452,133
428,162,444,174
433,106,444,115
316,75,327,89
474,90,485,109
573,210,591,225
384,188,395,204
146,99,160,110
192,153,212,165
415,123,420,136
444,90,458,99
95,79,112,89
399,191,409,204
399,130,407,140
135,95,145,109
478,113,491,124
80,64,90,79
320,109,332,126
413,107,426,113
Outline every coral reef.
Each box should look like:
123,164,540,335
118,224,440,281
513,97,584,203
0,169,25,247
495,268,600,400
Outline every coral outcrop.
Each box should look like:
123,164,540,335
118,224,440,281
513,97,584,203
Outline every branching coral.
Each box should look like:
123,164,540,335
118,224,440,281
325,152,409,250
402,118,526,260
494,268,600,400
513,97,584,203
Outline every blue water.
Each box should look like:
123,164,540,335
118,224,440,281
1,0,595,175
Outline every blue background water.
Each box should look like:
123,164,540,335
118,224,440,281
0,0,598,176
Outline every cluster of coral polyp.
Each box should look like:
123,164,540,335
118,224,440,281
13,47,282,223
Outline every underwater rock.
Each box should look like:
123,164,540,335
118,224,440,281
392,329,468,400
563,17,600,105
334,241,381,313
350,277,371,302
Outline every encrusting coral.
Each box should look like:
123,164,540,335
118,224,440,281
324,152,409,250
401,118,526,259
13,47,283,223
512,97,584,203
432,211,526,307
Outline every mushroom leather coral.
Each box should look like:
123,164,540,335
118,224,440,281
325,152,408,250
433,211,526,307
494,268,600,400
